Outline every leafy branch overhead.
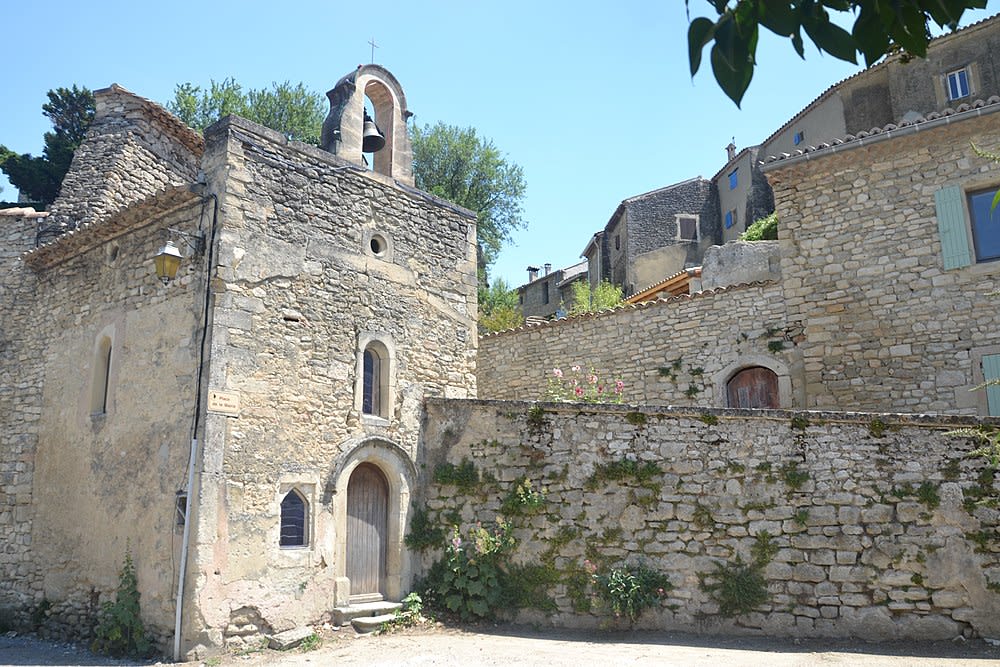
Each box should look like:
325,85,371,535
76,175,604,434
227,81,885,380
686,0,987,106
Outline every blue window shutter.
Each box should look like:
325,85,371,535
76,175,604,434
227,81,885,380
983,355,1000,416
935,186,971,269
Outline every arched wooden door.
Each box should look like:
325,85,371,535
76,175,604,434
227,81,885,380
346,463,389,601
727,366,780,409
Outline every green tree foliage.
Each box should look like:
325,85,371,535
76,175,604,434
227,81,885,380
410,122,527,275
568,279,624,315
167,79,325,144
0,85,95,206
686,1,987,106
478,277,523,333
739,212,778,240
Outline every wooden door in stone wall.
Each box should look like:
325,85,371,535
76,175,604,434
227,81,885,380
346,463,388,601
726,366,779,409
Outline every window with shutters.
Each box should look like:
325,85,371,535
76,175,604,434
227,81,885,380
935,184,1000,269
968,187,1000,262
280,489,308,548
946,68,971,101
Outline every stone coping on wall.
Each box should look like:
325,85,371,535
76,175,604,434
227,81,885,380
481,280,779,339
22,185,202,270
205,115,477,221
426,397,1000,430
761,96,1000,169
97,84,205,156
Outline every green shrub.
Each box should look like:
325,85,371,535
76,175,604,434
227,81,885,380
593,563,672,623
700,557,769,617
91,548,151,658
423,522,515,620
739,213,778,241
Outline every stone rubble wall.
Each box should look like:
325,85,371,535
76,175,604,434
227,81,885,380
765,110,1000,414
416,399,1000,640
0,213,46,626
479,281,798,407
48,85,202,229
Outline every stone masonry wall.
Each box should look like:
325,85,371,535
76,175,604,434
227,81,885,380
478,281,800,408
185,117,478,651
0,211,48,625
766,108,1000,413
48,85,202,229
1,197,207,647
415,399,1000,640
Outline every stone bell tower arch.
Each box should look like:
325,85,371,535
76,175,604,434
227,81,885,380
320,64,414,185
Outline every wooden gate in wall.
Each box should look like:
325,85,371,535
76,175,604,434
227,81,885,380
726,366,780,409
346,463,389,601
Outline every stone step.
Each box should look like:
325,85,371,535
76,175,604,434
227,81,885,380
332,601,402,626
351,613,398,634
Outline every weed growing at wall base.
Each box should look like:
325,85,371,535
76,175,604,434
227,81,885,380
91,547,151,658
590,560,672,623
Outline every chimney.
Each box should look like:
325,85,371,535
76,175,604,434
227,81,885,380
544,263,551,275
726,141,736,161
527,265,540,282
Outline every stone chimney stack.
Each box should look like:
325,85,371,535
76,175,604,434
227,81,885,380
726,141,736,161
527,266,540,282
544,263,551,276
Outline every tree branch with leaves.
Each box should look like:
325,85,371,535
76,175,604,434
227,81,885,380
686,0,987,106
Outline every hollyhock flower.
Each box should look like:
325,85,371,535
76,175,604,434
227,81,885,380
553,368,563,378
574,386,584,397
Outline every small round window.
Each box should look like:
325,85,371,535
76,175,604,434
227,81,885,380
369,233,387,256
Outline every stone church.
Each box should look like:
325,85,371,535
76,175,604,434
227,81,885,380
0,65,478,658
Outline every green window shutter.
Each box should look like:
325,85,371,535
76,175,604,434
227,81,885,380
935,185,972,269
983,354,1000,416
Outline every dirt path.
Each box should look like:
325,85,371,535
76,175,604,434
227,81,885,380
218,625,1000,667
4,626,1000,667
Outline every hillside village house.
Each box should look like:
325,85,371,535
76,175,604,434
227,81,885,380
1,16,1000,661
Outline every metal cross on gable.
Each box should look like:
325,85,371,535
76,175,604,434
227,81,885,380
368,38,378,63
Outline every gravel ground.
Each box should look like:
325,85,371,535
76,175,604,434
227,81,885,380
4,626,1000,667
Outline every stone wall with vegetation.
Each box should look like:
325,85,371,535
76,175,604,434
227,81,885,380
478,281,799,407
412,399,1000,640
765,107,1000,414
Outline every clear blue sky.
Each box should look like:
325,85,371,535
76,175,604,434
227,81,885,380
3,1,997,289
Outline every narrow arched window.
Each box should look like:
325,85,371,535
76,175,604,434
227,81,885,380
280,490,308,547
91,336,113,415
362,346,383,416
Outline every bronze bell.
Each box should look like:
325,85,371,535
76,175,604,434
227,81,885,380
362,110,386,153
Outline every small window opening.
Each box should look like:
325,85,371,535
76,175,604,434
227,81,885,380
542,282,550,305
678,216,698,241
363,346,383,416
175,493,187,527
793,131,804,146
370,234,386,255
729,169,739,190
947,68,970,101
91,336,113,415
280,489,308,547
615,235,621,251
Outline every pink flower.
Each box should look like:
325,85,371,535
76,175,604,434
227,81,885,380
574,386,584,397
571,365,581,373
588,374,598,385
615,380,624,394
597,385,604,394
553,368,563,378
451,535,462,549
583,559,597,574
